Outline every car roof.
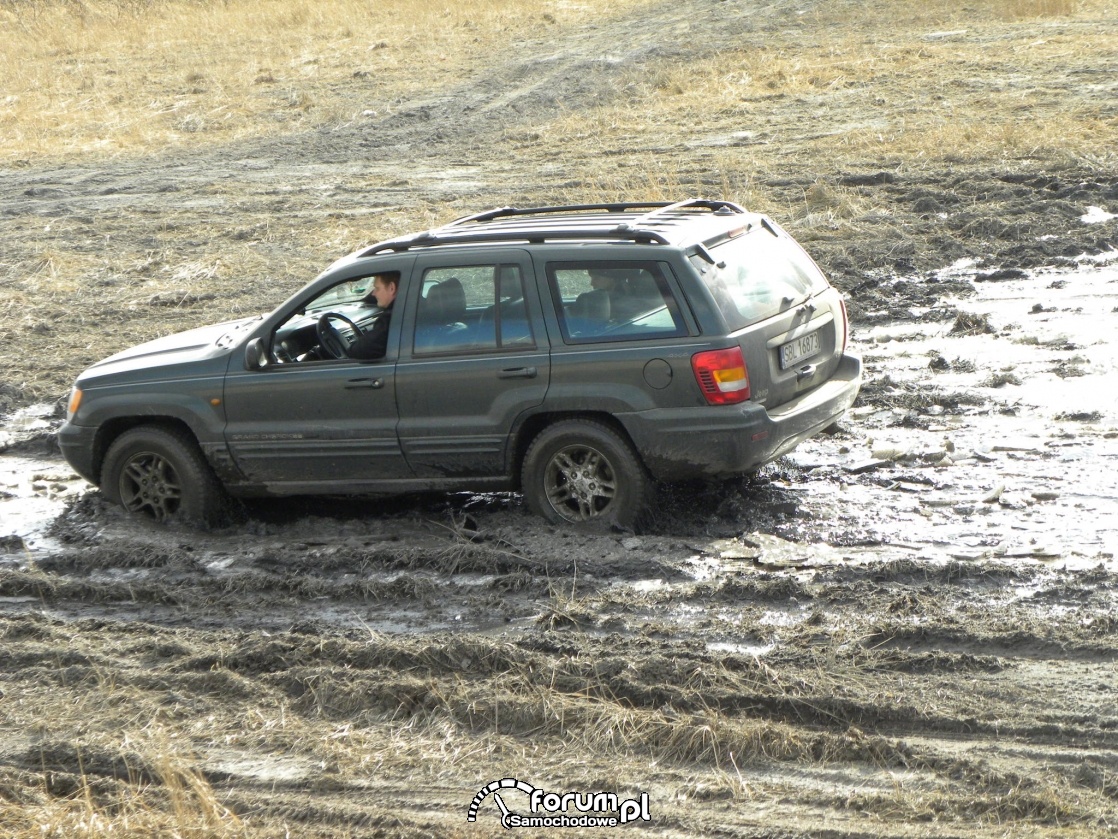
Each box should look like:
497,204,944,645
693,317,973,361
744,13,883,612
357,199,766,256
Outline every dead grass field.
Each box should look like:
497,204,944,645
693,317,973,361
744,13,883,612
3,0,1112,170
542,0,1118,205
0,0,657,161
2,0,1118,836
2,0,1115,405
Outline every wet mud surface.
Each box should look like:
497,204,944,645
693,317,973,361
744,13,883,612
3,264,1116,836
3,0,1118,836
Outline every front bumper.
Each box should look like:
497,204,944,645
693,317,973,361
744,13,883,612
620,352,862,481
58,421,99,484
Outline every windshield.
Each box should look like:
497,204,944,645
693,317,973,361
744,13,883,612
691,227,829,331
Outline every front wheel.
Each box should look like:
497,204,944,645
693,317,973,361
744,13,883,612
101,425,231,527
521,420,649,528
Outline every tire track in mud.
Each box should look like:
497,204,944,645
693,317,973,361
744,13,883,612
1,559,1116,837
3,491,1118,836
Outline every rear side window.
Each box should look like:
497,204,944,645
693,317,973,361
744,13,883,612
692,228,830,331
413,264,534,355
546,261,688,344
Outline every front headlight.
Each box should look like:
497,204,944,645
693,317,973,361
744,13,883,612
66,387,83,420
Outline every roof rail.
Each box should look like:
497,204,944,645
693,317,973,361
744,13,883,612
628,198,745,226
361,226,672,255
357,199,749,256
441,199,744,228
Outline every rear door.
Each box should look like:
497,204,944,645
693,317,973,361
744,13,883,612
394,250,550,478
536,257,704,416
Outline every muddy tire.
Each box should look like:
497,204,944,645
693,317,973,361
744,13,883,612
521,419,649,528
102,425,231,528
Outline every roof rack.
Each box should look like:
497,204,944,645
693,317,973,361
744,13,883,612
363,226,672,255
358,199,749,256
442,199,745,228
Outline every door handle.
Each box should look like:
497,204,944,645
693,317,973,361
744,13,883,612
345,377,384,389
796,364,817,382
498,366,537,379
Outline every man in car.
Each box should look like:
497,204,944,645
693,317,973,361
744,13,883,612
349,271,400,360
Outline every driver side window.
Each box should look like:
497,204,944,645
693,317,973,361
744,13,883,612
269,275,383,363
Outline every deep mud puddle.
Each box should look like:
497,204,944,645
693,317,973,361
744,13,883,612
787,257,1118,570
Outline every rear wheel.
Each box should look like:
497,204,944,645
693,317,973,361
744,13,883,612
102,426,231,527
522,419,649,528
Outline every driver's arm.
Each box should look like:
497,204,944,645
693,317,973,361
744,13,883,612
348,310,390,360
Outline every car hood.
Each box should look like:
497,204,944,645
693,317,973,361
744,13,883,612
78,316,260,382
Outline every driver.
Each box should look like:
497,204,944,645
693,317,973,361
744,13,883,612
348,271,400,360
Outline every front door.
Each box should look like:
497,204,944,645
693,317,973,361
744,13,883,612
222,260,413,491
223,361,409,490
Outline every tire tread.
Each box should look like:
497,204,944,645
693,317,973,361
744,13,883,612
102,424,232,528
521,418,650,529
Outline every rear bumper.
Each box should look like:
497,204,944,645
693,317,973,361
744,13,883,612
620,352,862,481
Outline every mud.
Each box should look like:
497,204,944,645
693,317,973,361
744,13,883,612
3,0,1118,836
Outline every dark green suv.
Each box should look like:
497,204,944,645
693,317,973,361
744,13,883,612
59,200,861,527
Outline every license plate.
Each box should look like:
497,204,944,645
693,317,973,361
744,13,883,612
779,330,820,369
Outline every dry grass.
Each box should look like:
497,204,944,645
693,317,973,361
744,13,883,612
533,0,1117,198
0,755,248,839
998,0,1079,17
0,0,1100,168
0,0,656,162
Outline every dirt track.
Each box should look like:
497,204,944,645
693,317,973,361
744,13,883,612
2,0,1118,836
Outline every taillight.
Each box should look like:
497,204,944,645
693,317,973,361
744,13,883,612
692,347,750,405
839,297,849,354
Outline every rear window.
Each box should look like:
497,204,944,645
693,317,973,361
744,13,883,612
691,227,830,331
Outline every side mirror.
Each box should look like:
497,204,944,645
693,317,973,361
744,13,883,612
244,337,268,370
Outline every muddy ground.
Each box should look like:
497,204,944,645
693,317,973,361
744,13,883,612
2,0,1118,836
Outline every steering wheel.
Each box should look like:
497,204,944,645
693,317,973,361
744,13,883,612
316,312,364,359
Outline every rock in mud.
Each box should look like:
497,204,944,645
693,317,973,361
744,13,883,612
0,534,26,553
982,485,1005,503
845,459,892,474
871,446,909,461
1055,410,1103,423
975,268,1027,282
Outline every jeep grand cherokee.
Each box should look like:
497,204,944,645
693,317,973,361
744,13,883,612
60,200,861,527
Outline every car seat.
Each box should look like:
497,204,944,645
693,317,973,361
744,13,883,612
415,277,469,352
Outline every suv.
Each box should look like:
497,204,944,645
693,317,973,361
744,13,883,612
60,200,861,528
